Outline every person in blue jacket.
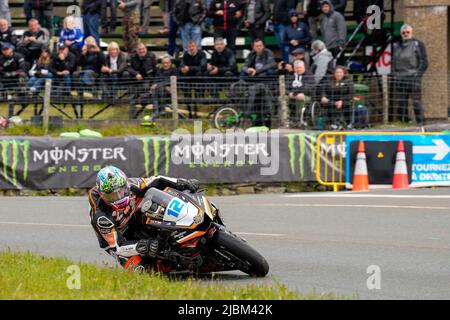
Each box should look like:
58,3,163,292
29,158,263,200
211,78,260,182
58,15,84,57
283,9,311,63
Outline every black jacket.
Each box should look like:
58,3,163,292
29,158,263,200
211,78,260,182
244,0,270,28
304,0,321,17
287,71,315,96
273,0,298,25
78,50,105,73
82,0,102,15
320,76,354,106
392,38,428,78
210,47,237,75
0,28,18,47
0,52,28,77
242,48,276,75
49,52,77,74
208,0,246,30
127,52,157,78
180,50,207,75
30,0,54,10
172,0,207,25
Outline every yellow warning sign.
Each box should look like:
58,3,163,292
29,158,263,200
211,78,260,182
377,152,384,158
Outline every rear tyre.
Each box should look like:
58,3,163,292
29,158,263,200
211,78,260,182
212,230,269,277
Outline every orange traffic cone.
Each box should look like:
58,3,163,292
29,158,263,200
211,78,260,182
392,140,409,189
352,141,369,191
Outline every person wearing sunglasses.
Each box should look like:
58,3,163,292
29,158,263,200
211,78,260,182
392,24,428,126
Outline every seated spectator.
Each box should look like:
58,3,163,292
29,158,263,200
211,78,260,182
277,48,310,75
48,44,76,94
241,38,276,77
101,0,117,35
118,0,140,53
208,0,245,52
149,55,178,120
172,0,206,52
27,46,52,95
179,40,207,77
207,37,237,77
59,16,84,57
17,19,50,64
283,10,311,63
0,2,11,28
127,42,157,82
0,18,17,48
0,43,28,89
310,40,333,84
100,41,129,97
243,0,270,43
319,65,354,129
72,36,105,98
30,0,54,36
320,0,346,65
287,59,316,124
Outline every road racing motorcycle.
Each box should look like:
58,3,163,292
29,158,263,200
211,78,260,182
137,187,269,277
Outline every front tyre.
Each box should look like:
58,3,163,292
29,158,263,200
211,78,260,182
212,230,269,277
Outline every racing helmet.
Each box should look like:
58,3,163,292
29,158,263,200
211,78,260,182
96,166,131,210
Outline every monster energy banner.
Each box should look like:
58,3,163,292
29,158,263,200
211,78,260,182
0,133,320,189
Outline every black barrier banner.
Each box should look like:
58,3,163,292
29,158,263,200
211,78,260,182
0,133,321,189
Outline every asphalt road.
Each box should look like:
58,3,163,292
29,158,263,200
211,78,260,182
1,188,450,299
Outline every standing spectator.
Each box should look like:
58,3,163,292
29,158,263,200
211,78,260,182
0,43,28,89
82,0,102,45
72,36,105,98
310,39,332,84
27,47,53,95
48,44,76,94
17,19,50,64
330,0,346,15
100,41,129,97
241,38,276,77
101,0,118,35
0,18,17,48
172,0,206,52
272,0,298,62
140,0,155,35
30,0,54,36
58,16,84,57
167,0,179,57
118,0,140,53
24,0,33,23
0,0,11,26
149,55,178,120
320,65,354,129
243,0,270,43
158,0,170,34
127,42,157,97
208,0,245,52
319,0,346,64
283,9,311,63
303,0,321,38
392,24,428,125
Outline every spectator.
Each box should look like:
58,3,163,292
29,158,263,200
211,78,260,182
0,43,28,89
158,0,170,35
100,41,129,97
243,0,270,43
30,0,54,36
167,0,179,57
310,39,332,83
283,9,311,62
272,0,298,62
140,0,155,35
0,0,11,26
58,16,84,57
48,44,76,94
82,0,102,45
330,0,346,15
278,47,310,75
392,24,428,125
72,36,105,98
179,40,207,77
208,0,245,52
17,19,50,64
101,0,117,35
319,0,346,64
172,0,206,52
207,37,237,77
320,65,354,129
149,55,178,120
24,0,33,23
241,38,276,77
0,18,17,48
127,42,157,81
118,0,140,53
287,59,316,124
27,46,53,95
303,0,322,39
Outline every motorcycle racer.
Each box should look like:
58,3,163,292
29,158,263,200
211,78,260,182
88,166,199,272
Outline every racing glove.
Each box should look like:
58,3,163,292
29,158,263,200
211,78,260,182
136,238,160,258
177,178,200,193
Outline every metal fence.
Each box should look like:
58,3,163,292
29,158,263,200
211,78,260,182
0,73,446,129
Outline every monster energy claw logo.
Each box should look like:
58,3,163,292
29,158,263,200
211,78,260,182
287,133,318,179
0,140,30,187
140,137,171,176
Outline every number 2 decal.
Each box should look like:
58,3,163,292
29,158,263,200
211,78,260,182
167,199,185,218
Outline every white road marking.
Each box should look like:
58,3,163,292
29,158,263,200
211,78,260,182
236,232,284,237
242,203,450,210
284,194,450,199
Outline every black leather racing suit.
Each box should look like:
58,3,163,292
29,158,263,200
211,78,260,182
88,175,195,271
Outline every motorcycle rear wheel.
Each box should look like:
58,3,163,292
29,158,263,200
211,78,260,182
212,230,269,277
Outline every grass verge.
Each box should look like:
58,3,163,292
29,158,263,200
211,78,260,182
0,251,347,300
